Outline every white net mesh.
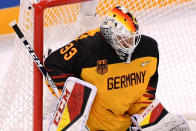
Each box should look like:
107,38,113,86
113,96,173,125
0,0,196,130
0,0,34,130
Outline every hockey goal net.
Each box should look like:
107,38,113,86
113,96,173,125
0,0,196,130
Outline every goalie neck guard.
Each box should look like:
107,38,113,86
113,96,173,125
100,6,141,63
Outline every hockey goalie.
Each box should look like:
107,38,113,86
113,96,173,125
44,6,190,131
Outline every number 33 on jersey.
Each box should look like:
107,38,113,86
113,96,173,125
60,43,77,60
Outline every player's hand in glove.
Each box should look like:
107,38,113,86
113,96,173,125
129,99,191,131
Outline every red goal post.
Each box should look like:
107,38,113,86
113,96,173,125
32,1,92,130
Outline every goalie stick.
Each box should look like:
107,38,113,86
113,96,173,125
9,20,60,98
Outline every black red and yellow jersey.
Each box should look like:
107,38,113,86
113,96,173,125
44,28,159,131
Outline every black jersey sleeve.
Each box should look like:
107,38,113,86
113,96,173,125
146,38,159,100
44,40,86,91
128,35,159,115
133,35,159,98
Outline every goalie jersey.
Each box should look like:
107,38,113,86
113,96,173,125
44,28,159,131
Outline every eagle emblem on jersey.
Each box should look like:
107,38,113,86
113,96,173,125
97,60,108,75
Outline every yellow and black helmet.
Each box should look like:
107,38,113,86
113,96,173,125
100,6,141,63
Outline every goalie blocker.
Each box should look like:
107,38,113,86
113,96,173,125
49,77,97,131
129,99,191,131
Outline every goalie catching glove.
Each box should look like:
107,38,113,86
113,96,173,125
129,99,191,131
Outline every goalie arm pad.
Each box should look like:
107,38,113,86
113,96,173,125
129,99,191,131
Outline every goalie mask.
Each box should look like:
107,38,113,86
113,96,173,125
100,6,141,63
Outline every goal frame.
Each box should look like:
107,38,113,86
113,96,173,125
32,0,91,130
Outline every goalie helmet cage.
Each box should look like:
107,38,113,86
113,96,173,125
0,0,196,130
